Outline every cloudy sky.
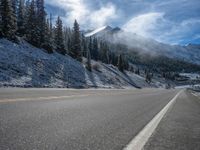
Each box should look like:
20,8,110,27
45,0,200,45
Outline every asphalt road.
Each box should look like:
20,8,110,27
144,90,200,150
0,88,199,150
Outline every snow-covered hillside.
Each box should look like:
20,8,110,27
0,39,155,88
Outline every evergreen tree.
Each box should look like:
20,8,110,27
0,0,3,37
11,0,18,14
0,0,17,40
36,0,46,47
67,38,72,54
54,16,65,55
81,36,87,57
63,27,68,53
49,13,53,49
17,0,25,36
80,33,85,57
123,56,129,70
25,0,38,46
88,37,93,58
11,0,18,32
42,18,53,53
135,68,140,75
92,38,98,60
110,52,118,66
24,0,31,34
64,27,72,55
118,54,124,72
145,72,152,83
72,20,82,61
99,41,109,63
86,47,92,72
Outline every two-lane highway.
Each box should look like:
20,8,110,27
0,88,199,150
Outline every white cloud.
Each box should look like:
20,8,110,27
167,19,200,36
89,3,117,28
157,18,200,44
46,0,118,28
193,34,200,40
122,12,200,44
122,12,165,37
46,0,200,44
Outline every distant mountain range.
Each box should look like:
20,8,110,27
85,26,200,65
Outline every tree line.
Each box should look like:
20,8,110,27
0,0,129,72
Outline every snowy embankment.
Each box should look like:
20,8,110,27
0,39,155,88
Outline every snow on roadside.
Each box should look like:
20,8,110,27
179,73,200,80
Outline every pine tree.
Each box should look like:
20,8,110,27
145,72,152,83
72,20,82,61
36,0,46,47
42,18,53,53
0,0,17,40
80,33,85,57
118,54,124,72
54,16,65,55
64,27,72,55
49,13,53,49
81,36,87,57
100,41,109,64
25,0,38,46
24,0,31,34
110,52,118,66
11,0,18,32
86,46,92,72
63,27,68,53
0,0,3,37
123,56,129,70
17,0,25,36
85,37,92,71
67,38,72,54
92,38,98,60
88,37,93,58
135,68,140,75
11,0,18,14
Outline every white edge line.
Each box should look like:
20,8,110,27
123,90,182,150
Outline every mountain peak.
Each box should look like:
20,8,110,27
85,25,113,37
84,26,122,37
105,26,113,30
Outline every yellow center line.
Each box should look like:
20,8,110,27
0,94,91,103
0,91,136,103
0,90,174,104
